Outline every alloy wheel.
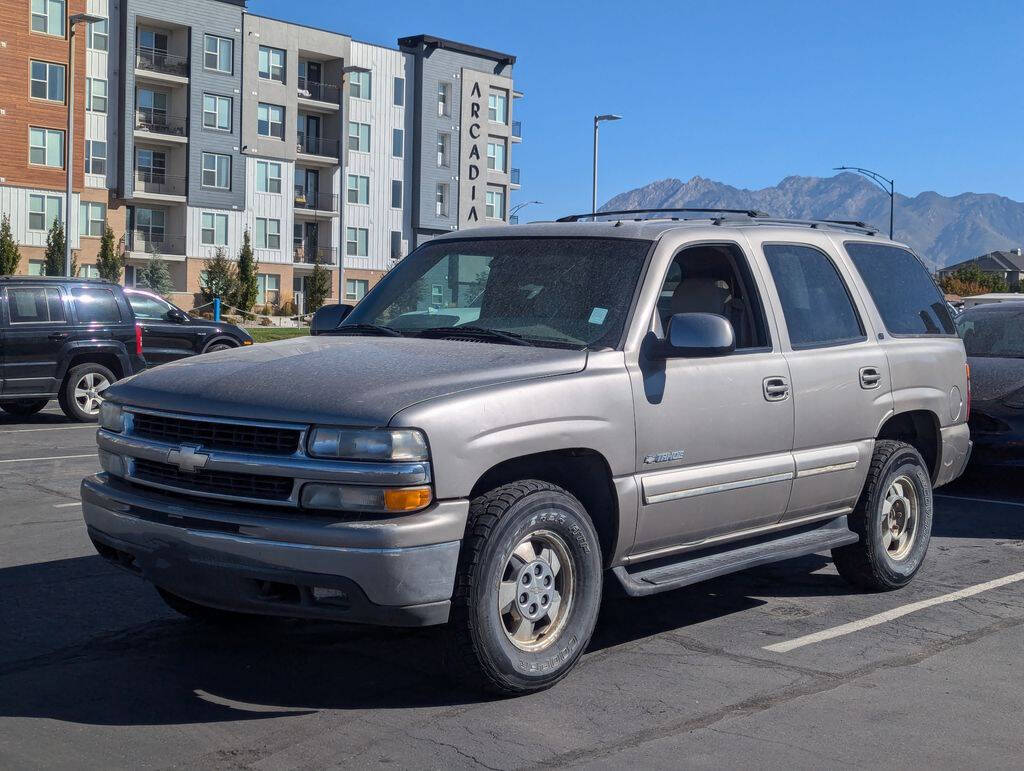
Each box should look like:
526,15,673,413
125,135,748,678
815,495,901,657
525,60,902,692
498,529,575,652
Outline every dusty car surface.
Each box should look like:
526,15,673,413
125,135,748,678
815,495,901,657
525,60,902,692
82,210,972,694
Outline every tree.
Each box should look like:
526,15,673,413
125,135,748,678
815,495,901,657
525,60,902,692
95,225,123,284
235,230,259,312
307,259,331,312
939,263,1011,295
200,247,238,306
0,214,20,275
43,219,70,276
139,249,174,298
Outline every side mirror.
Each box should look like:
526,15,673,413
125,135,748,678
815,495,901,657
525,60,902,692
310,304,354,336
167,308,189,323
656,312,735,358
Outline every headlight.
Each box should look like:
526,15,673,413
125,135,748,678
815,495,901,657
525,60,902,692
99,402,125,432
300,483,432,513
307,427,429,461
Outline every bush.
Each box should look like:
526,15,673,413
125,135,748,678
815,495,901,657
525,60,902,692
201,248,239,305
95,226,123,283
939,264,1010,295
0,214,21,275
279,298,297,317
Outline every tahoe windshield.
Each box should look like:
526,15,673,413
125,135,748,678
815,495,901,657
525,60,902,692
342,237,652,349
957,309,1024,358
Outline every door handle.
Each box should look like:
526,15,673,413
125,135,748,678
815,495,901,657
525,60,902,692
763,376,790,402
860,366,882,389
48,332,68,341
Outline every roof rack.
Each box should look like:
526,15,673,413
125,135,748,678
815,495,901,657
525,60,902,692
750,218,880,236
556,207,767,223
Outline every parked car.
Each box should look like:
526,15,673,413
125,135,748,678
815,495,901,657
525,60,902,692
0,276,145,421
125,289,253,365
82,211,971,695
956,303,1024,467
962,293,1024,308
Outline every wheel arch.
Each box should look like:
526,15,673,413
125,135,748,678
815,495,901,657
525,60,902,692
202,335,240,353
877,410,941,482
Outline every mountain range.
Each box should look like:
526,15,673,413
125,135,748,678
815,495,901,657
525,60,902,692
601,173,1024,269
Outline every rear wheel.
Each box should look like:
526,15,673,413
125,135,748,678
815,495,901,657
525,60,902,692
58,363,115,422
1,400,49,417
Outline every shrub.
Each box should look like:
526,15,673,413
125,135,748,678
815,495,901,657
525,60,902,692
0,214,21,275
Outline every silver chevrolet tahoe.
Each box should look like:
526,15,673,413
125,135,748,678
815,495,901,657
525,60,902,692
82,209,972,695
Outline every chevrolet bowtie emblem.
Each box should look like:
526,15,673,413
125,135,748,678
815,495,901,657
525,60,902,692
167,444,210,474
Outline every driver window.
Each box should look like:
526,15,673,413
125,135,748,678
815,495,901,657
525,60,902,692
657,244,770,350
131,295,172,320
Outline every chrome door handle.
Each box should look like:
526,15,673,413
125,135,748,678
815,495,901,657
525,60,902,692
763,376,790,402
860,366,882,389
48,332,68,341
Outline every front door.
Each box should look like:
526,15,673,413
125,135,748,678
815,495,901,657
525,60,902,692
129,293,197,364
1,285,70,397
629,242,795,557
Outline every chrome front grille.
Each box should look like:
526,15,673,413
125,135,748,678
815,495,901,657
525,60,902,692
133,458,295,501
131,412,301,455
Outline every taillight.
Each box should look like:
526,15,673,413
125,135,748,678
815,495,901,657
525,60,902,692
965,363,971,422
135,323,143,356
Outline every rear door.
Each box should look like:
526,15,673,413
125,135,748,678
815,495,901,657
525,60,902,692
1,284,70,397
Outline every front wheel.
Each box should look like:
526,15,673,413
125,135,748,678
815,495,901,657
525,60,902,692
832,440,933,591
203,341,235,354
448,480,603,695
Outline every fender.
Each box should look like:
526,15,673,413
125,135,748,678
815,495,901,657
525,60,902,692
57,340,131,383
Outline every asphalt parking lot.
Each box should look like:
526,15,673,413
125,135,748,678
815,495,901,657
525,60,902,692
1,407,1022,769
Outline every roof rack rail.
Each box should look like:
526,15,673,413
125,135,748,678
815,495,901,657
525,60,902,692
556,207,767,223
751,218,880,236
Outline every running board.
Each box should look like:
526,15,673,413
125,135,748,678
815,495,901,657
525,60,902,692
613,516,859,597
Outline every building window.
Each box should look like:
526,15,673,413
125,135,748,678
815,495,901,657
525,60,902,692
137,88,168,125
30,61,65,103
390,231,402,260
393,77,405,106
204,34,233,74
28,194,62,232
203,94,232,131
345,278,369,301
31,0,65,36
435,183,449,217
437,132,450,168
135,208,166,245
88,18,109,51
486,187,505,220
258,45,286,82
28,261,46,276
201,152,231,190
347,175,369,205
392,128,403,158
86,78,108,113
79,202,106,237
257,273,280,305
256,160,282,194
257,103,285,139
136,148,166,184
346,227,368,257
85,140,107,175
138,28,168,56
254,218,281,249
488,89,508,123
348,121,370,152
201,212,229,246
391,179,402,209
350,70,371,100
79,264,101,279
487,139,507,172
29,127,64,168
437,82,451,117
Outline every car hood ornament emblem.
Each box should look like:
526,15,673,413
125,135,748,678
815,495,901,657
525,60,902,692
167,444,210,474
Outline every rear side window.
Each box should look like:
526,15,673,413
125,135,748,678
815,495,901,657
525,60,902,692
764,244,865,349
72,288,122,323
7,287,66,324
844,242,955,335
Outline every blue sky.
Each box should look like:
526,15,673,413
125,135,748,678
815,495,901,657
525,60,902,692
251,0,1024,222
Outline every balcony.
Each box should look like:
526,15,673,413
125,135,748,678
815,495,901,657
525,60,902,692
127,231,186,257
296,133,340,163
135,47,189,80
294,187,340,215
293,245,339,266
134,171,187,200
297,77,341,107
135,109,188,143
511,121,522,141
510,167,521,187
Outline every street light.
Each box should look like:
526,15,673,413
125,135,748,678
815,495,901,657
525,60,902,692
66,13,105,276
337,65,372,302
509,200,543,222
833,166,895,239
592,114,621,217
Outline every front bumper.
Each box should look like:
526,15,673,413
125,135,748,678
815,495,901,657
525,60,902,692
81,474,468,627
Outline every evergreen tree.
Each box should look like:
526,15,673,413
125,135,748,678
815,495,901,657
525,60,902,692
139,249,174,298
43,219,68,276
235,230,259,312
0,214,21,275
200,247,238,306
307,259,331,312
95,225,123,283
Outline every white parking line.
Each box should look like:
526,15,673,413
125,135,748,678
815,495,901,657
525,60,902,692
54,501,82,508
0,454,96,465
936,493,1024,509
0,425,96,434
764,571,1024,653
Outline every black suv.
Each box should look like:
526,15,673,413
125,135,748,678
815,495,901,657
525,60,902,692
0,277,146,422
125,289,253,365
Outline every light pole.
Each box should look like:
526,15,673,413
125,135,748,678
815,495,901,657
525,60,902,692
592,114,621,217
834,165,895,239
337,64,372,303
66,13,105,276
509,200,542,223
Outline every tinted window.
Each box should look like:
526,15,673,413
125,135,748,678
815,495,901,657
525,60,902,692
844,242,955,335
72,288,121,323
128,294,171,320
956,309,1024,358
764,244,864,349
7,287,66,324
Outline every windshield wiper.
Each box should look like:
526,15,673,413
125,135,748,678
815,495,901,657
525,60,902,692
414,325,535,347
328,323,402,337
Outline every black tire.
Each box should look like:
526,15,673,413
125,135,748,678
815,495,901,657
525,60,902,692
832,440,933,591
156,587,259,626
203,340,235,354
448,480,603,695
1,400,49,417
58,363,116,422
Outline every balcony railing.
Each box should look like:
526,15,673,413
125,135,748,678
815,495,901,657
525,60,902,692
135,170,186,197
298,77,340,104
136,109,188,138
512,121,522,139
127,231,186,256
296,133,340,158
135,47,189,78
294,187,340,213
510,167,521,185
293,245,338,265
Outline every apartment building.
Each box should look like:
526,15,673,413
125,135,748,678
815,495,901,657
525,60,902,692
0,0,520,310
